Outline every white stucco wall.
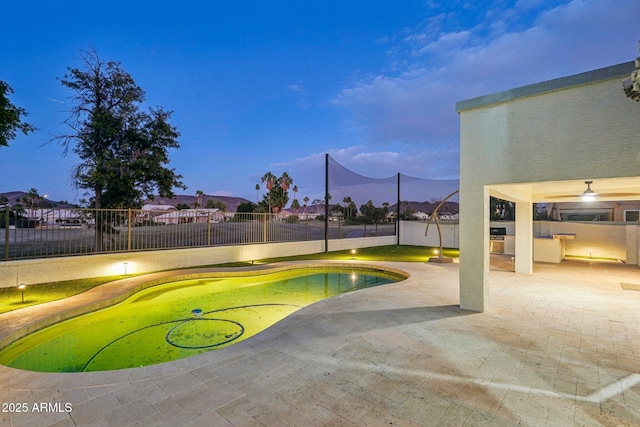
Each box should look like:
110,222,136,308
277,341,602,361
457,62,640,312
0,237,395,288
399,221,459,248
459,66,640,186
0,241,314,288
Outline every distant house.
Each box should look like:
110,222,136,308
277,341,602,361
154,209,225,225
438,212,458,221
139,204,178,223
275,209,294,221
24,208,84,227
298,212,319,221
412,211,430,221
141,204,178,212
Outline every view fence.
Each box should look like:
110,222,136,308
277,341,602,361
2,155,459,261
1,207,394,261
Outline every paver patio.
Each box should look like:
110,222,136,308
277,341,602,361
1,257,639,426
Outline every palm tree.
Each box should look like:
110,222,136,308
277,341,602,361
23,188,41,217
382,202,390,221
195,190,204,209
280,172,292,191
312,198,322,214
303,196,309,217
259,172,293,214
261,172,276,213
292,185,299,213
273,172,293,213
343,196,352,221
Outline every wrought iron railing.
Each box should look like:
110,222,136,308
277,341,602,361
1,207,396,261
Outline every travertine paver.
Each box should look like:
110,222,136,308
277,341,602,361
0,257,639,426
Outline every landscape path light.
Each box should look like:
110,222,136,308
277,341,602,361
18,283,26,303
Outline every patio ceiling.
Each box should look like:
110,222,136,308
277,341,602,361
488,176,640,203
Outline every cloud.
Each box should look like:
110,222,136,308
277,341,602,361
414,30,473,57
252,0,638,203
286,82,311,109
333,0,640,155
286,84,303,92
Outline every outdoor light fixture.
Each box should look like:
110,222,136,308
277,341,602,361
123,262,129,275
582,181,596,201
351,249,356,260
18,283,26,303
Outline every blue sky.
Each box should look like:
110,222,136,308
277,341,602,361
1,0,638,205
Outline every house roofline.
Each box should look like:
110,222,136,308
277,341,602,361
456,61,635,113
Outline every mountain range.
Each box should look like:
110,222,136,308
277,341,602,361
1,191,458,214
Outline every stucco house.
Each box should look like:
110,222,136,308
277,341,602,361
153,209,225,225
457,61,640,312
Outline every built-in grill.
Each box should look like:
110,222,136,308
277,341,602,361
489,227,506,253
489,227,506,241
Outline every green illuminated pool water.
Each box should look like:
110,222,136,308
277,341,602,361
0,267,404,372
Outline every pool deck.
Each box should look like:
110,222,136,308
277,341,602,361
1,257,640,426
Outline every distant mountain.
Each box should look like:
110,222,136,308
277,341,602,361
0,191,251,211
0,191,76,208
2,190,446,214
390,201,459,215
144,194,251,212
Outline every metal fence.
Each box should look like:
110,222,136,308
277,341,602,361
2,207,396,261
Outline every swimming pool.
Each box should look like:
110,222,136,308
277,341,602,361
0,266,406,372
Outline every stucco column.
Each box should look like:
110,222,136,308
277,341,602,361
459,185,489,312
626,225,639,266
514,201,533,274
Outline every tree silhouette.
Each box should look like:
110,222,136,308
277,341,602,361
0,80,36,148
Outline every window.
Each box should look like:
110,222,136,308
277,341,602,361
624,210,640,222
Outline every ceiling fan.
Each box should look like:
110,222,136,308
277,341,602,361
544,180,640,201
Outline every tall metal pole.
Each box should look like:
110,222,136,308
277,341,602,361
324,153,329,253
397,173,400,245
127,209,132,252
4,206,9,261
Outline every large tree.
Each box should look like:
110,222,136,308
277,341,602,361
0,80,36,148
54,50,185,250
55,49,185,209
